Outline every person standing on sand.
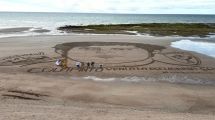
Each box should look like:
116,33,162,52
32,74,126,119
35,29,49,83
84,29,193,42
87,62,90,68
81,62,85,68
99,64,103,68
61,59,67,69
55,59,61,66
56,58,67,68
91,62,95,68
76,61,81,68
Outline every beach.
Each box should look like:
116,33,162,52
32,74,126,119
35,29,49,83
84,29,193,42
0,34,215,120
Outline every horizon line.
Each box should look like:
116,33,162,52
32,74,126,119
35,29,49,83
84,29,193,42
0,11,215,15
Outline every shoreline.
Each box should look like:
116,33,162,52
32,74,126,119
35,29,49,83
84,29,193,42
1,23,215,39
58,23,215,37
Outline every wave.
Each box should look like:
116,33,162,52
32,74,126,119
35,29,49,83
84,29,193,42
80,75,215,85
0,27,66,38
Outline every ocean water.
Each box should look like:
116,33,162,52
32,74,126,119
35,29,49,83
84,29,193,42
171,40,215,58
0,12,215,37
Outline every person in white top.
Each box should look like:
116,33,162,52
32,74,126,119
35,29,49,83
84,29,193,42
76,61,81,68
55,59,61,66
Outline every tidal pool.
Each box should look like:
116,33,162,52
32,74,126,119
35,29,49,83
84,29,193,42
171,40,215,58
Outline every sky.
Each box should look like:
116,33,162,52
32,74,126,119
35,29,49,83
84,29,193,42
0,0,215,14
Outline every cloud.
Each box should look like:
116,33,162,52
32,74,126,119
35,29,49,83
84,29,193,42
0,0,214,14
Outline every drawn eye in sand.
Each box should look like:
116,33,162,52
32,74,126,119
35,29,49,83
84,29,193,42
154,52,202,66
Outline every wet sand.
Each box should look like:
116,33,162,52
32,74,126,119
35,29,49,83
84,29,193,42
0,35,215,120
0,27,50,36
0,27,32,33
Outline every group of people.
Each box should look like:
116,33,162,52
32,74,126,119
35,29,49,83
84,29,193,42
75,61,95,68
56,59,103,69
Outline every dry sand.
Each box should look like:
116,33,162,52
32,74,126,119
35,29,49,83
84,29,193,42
0,35,215,120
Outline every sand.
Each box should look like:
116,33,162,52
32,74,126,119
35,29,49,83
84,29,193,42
0,35,215,120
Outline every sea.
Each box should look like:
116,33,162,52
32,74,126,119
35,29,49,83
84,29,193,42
0,12,215,36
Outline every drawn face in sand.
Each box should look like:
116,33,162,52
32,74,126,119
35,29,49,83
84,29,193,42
0,52,56,67
54,42,202,67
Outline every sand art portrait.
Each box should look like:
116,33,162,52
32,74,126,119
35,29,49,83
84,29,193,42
0,42,214,76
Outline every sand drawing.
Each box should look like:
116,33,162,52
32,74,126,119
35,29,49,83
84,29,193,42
0,42,212,74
